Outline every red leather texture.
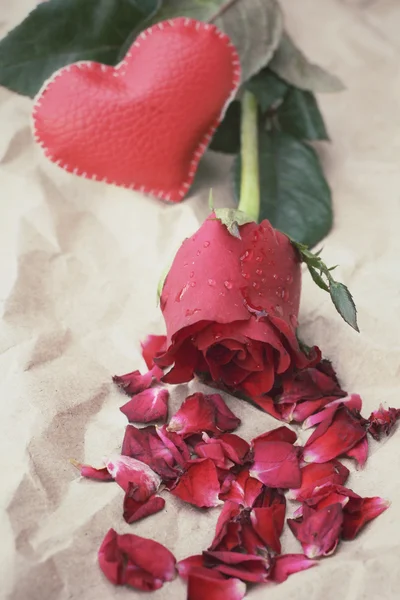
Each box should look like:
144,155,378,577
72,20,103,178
32,18,241,202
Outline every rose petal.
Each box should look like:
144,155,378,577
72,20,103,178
170,458,221,508
98,528,176,590
250,395,283,420
168,392,239,437
113,366,162,395
250,504,285,554
72,461,114,482
121,424,180,480
288,503,343,558
342,495,390,540
210,501,242,550
187,568,246,600
345,436,368,468
269,554,318,583
367,405,400,440
219,470,263,507
141,334,167,370
177,555,205,580
104,454,161,496
288,460,350,501
123,490,166,524
251,440,301,488
302,394,363,430
252,425,297,445
120,386,169,423
203,550,270,583
303,406,367,464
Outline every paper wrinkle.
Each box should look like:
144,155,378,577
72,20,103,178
1,0,400,598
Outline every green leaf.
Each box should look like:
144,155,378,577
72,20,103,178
209,101,241,154
329,281,359,332
234,129,332,247
147,0,284,82
213,208,254,238
269,31,345,93
308,266,330,292
0,0,161,98
244,68,288,112
278,88,329,141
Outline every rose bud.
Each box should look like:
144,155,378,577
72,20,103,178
155,217,319,398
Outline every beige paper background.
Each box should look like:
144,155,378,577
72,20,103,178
1,0,400,598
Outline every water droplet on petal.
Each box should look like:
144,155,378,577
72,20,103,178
255,255,262,262
290,314,298,328
183,262,188,267
286,274,293,284
224,280,233,290
190,271,194,278
261,278,266,283
190,281,196,287
252,282,260,290
203,241,210,248
208,279,216,287
196,250,201,256
281,288,286,299
185,308,201,317
275,305,284,316
176,283,190,302
241,272,250,280
255,269,263,276
273,274,278,280
240,249,253,262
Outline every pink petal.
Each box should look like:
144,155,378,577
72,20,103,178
302,394,363,429
288,503,343,558
71,460,113,482
250,505,285,554
252,425,297,445
170,459,221,508
342,495,390,540
367,405,400,440
98,528,176,590
141,334,167,370
123,490,165,523
204,550,270,583
345,436,368,468
210,501,242,550
269,554,318,583
187,568,246,600
303,406,367,464
177,555,204,580
219,470,263,507
288,460,350,501
156,424,191,466
121,424,180,480
120,386,169,423
251,441,301,488
113,366,162,396
168,392,239,437
104,455,161,497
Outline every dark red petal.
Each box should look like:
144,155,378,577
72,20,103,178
98,528,176,590
120,386,169,423
187,568,246,600
367,405,400,440
113,369,154,395
121,424,179,480
208,393,241,431
123,491,165,524
342,496,390,540
345,436,368,468
156,424,191,466
210,501,242,550
288,503,343,558
177,555,205,580
288,460,350,502
168,392,239,437
252,425,297,445
104,455,161,497
250,504,285,554
203,550,270,583
240,364,275,398
141,334,167,369
302,394,362,429
170,458,221,508
303,406,367,464
251,441,301,488
269,554,318,583
72,461,114,482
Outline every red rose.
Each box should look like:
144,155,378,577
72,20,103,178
156,216,317,397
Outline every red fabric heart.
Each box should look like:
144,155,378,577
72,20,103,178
32,18,240,201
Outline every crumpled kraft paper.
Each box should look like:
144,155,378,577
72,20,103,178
1,0,400,599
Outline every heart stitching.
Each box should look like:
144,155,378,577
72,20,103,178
32,18,241,202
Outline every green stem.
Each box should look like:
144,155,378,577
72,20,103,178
238,91,260,222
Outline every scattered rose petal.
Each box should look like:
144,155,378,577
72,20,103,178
121,424,181,480
288,460,350,501
345,435,368,468
252,425,297,445
342,495,390,540
210,501,242,550
251,439,301,488
303,405,367,464
187,567,246,600
302,394,363,430
113,366,162,395
219,470,263,507
288,503,343,558
141,334,167,370
123,488,166,524
195,432,250,470
71,460,114,482
204,550,270,583
98,528,176,590
168,392,240,437
156,424,191,466
177,555,204,580
367,405,400,440
269,554,318,583
250,504,285,554
104,455,161,497
120,387,169,423
170,459,221,508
